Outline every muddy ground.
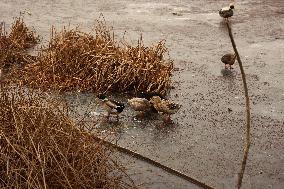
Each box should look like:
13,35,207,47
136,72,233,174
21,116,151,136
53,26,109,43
1,0,284,188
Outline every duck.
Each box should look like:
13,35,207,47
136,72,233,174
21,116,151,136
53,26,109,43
221,53,237,69
219,3,234,19
97,94,125,121
128,97,153,116
150,96,181,123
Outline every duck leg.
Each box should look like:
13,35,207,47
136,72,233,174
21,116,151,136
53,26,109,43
105,111,110,120
106,108,114,120
164,115,173,123
115,112,120,122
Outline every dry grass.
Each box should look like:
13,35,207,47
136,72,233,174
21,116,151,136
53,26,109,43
0,18,38,69
12,19,173,95
0,84,136,188
0,18,138,188
8,17,39,50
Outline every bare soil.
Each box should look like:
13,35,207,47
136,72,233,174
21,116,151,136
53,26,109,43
1,0,283,188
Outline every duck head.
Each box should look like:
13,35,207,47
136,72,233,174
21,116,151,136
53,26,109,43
150,96,162,104
97,93,107,100
229,3,235,9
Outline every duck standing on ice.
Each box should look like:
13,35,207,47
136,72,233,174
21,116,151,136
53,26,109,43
221,53,237,69
128,97,153,116
150,96,181,123
97,94,125,121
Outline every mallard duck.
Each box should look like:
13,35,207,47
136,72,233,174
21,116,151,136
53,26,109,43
219,3,234,19
221,53,237,69
128,97,153,116
97,94,125,121
150,96,181,123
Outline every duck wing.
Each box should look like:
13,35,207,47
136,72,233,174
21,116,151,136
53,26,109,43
105,100,118,109
104,100,125,114
221,53,236,65
128,98,152,111
108,99,124,107
154,100,181,114
221,54,232,63
219,8,233,18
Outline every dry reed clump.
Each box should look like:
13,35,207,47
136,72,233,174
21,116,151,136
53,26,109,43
0,85,135,189
0,18,38,69
2,17,39,50
16,20,173,95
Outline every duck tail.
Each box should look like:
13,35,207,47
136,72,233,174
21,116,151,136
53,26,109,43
115,105,125,113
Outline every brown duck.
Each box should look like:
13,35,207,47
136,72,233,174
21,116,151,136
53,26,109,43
221,53,237,69
128,98,152,112
150,96,181,123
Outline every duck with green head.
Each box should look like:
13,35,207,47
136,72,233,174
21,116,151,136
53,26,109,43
97,94,125,121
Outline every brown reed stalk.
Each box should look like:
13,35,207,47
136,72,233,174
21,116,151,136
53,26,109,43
225,21,251,189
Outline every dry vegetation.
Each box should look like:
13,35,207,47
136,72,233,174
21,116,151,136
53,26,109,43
0,17,143,188
0,84,136,188
0,17,174,188
0,18,38,70
1,18,173,95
